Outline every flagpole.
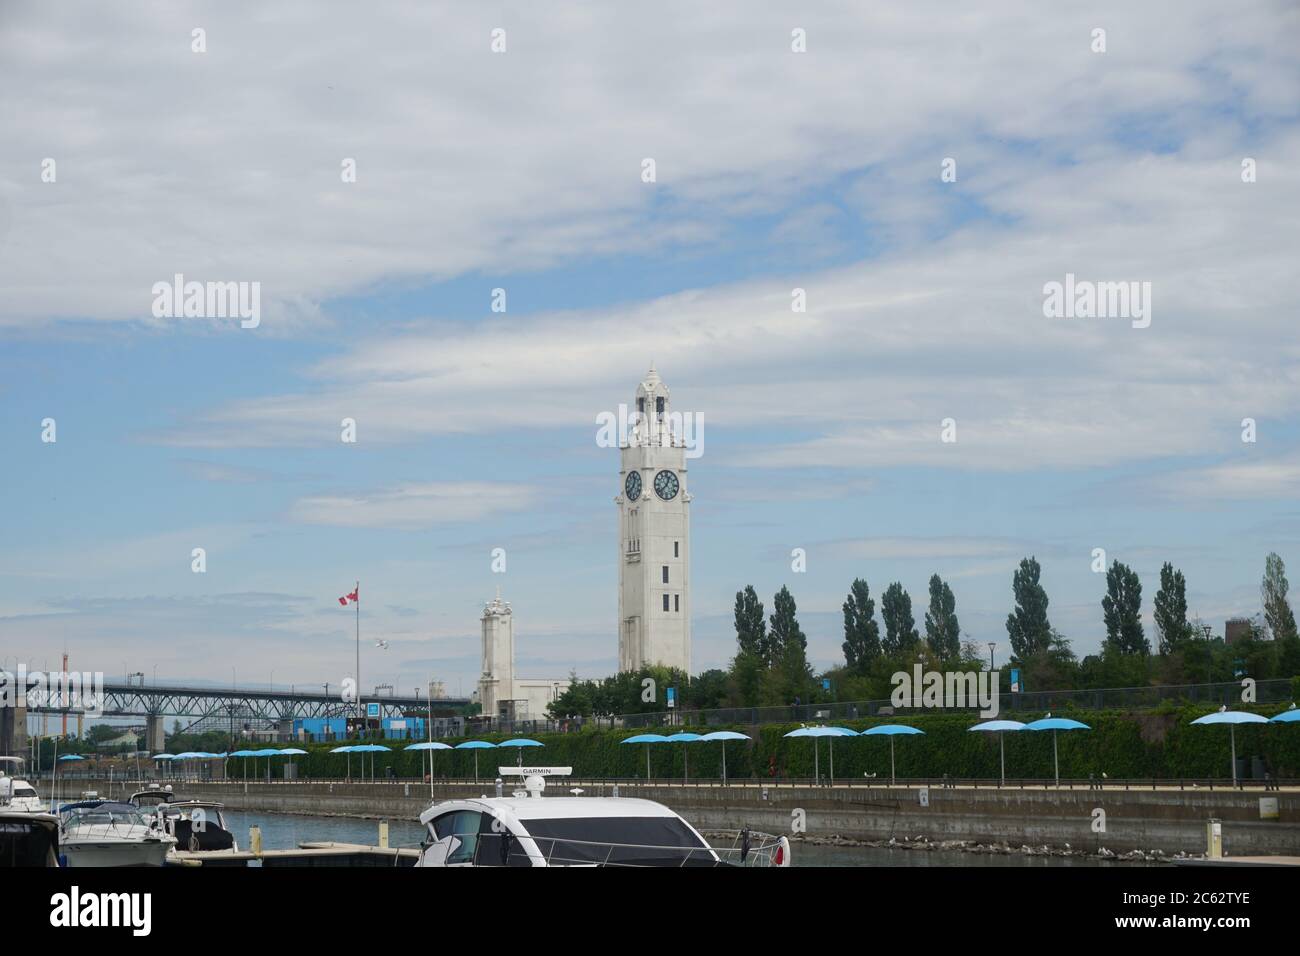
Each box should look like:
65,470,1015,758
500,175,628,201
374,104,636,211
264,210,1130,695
355,580,361,739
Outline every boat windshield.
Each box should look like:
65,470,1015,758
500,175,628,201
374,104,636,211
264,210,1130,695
0,818,57,866
61,803,152,829
519,816,718,867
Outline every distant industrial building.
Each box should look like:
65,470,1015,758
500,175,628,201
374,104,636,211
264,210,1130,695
1225,618,1262,644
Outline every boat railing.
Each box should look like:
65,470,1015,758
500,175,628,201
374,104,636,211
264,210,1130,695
440,825,785,867
59,806,163,840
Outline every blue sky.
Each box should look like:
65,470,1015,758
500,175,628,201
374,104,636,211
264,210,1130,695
2,1,1299,705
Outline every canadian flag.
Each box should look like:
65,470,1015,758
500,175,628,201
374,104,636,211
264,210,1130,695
338,587,359,606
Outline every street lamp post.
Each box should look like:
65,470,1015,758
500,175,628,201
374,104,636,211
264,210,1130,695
427,680,435,792
987,642,996,672
1202,624,1213,684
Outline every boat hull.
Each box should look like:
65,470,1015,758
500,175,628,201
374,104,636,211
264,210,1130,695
61,837,174,867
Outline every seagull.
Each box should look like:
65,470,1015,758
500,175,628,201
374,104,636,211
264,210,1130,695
374,639,389,650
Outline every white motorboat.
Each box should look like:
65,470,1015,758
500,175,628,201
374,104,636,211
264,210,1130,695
416,769,789,867
58,800,176,867
128,784,238,853
0,810,61,867
0,757,45,813
156,801,239,853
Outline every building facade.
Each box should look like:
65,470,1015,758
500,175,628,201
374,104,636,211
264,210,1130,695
477,593,570,722
616,365,692,673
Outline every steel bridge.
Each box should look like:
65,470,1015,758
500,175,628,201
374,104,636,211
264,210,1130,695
4,680,470,753
21,681,470,722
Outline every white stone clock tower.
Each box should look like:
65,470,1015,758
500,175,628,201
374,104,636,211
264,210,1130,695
616,365,691,673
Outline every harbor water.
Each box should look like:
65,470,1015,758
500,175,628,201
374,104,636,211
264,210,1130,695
219,810,1147,866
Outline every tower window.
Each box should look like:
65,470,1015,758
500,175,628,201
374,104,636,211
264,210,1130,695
674,594,680,612
655,396,665,418
674,541,679,557
662,594,670,612
637,397,645,414
662,565,669,584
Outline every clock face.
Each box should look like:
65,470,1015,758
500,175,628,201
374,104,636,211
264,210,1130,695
653,469,680,501
624,471,642,500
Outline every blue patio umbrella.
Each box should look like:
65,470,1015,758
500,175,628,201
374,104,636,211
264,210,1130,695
860,725,925,786
406,741,453,793
264,748,306,782
497,738,545,767
698,731,751,784
666,732,703,783
968,720,1027,786
329,744,357,780
784,726,856,785
1270,705,1300,724
351,744,391,782
1191,709,1269,785
621,733,670,780
228,749,260,779
455,740,497,781
1023,715,1091,786
57,754,85,761
151,754,175,779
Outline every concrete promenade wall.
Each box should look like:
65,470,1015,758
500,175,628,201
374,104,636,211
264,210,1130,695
68,777,1300,856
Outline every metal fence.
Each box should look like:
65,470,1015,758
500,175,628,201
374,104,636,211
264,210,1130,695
467,677,1296,738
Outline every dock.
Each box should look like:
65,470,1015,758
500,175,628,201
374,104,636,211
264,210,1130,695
1173,855,1300,867
169,842,418,867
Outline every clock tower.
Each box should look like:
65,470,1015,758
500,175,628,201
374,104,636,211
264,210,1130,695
616,365,691,673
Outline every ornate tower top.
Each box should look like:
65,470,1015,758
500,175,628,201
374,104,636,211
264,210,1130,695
483,588,511,617
632,364,672,446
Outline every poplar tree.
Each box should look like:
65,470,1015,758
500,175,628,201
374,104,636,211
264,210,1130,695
1153,562,1191,654
1262,553,1299,642
842,578,881,673
881,582,920,655
1006,557,1053,658
924,574,961,660
1103,560,1148,655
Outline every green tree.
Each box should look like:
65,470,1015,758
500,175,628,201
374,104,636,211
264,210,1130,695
1103,560,1148,655
769,586,812,703
1017,630,1078,690
924,574,961,660
1006,557,1053,658
1153,562,1192,654
841,578,880,674
683,669,729,709
734,585,767,660
1263,552,1299,642
732,585,768,705
880,582,920,655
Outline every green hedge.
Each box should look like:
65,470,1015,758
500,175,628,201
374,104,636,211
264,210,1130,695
237,703,1300,782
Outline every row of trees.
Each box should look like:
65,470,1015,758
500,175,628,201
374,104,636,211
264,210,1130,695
548,553,1300,718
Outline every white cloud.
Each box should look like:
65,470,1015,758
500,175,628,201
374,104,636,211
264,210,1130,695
143,137,1300,471
1164,454,1300,500
2,1,1295,329
289,481,538,528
